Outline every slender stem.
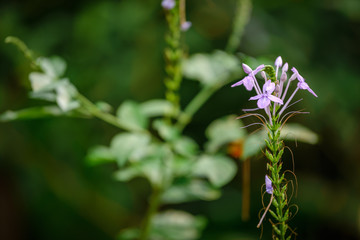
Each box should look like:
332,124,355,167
76,93,144,132
175,84,218,131
226,0,252,53
139,187,162,240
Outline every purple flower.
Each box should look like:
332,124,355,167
275,56,283,68
249,80,283,109
181,21,192,32
265,175,273,195
161,0,175,10
231,64,265,91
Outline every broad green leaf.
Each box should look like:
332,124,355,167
110,132,151,166
192,155,237,187
113,167,141,182
0,105,72,121
140,99,174,117
183,50,241,86
86,145,115,166
171,156,195,177
151,210,207,240
116,100,148,130
280,123,319,144
161,179,221,204
153,119,180,141
205,115,247,153
172,136,199,157
242,130,267,159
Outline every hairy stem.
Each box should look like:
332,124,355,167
266,119,290,240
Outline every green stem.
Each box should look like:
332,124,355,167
139,187,162,240
175,84,218,131
226,0,252,53
76,93,144,133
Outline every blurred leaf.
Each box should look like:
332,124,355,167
151,210,207,240
161,179,221,204
192,155,237,187
171,156,195,177
183,50,241,86
37,56,67,78
281,123,319,144
242,130,267,160
140,99,174,117
0,106,73,121
205,115,247,153
113,166,141,182
153,119,180,141
172,136,199,157
95,101,113,113
86,145,115,166
116,100,148,130
117,228,139,240
110,132,151,166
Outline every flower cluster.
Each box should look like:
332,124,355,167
232,56,317,124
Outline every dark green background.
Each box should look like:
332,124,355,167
1,0,360,239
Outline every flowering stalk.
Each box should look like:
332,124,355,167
232,56,317,239
163,0,185,120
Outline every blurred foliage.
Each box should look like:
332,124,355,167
1,0,360,240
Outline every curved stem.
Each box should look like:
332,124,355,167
76,93,145,132
226,0,252,53
175,84,218,131
139,187,162,240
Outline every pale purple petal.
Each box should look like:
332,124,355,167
181,21,192,31
249,94,262,100
298,81,317,97
257,96,270,109
161,0,175,10
263,80,275,94
231,79,244,88
280,72,287,82
265,175,273,195
253,64,265,75
243,76,254,91
268,95,284,104
275,56,283,67
242,63,252,74
291,67,304,82
282,62,288,72
261,71,267,80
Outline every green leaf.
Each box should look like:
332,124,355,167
153,119,180,141
172,136,199,157
192,155,237,187
113,166,141,182
86,145,115,166
171,156,195,177
0,106,73,121
116,100,148,130
205,115,247,153
242,130,267,159
183,50,241,86
140,99,174,117
161,179,221,204
110,132,151,166
151,210,207,240
280,123,319,144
